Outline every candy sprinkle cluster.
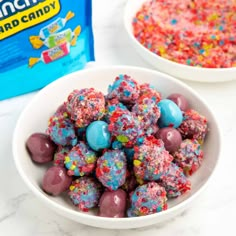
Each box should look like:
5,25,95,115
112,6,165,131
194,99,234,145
133,0,236,68
28,74,209,217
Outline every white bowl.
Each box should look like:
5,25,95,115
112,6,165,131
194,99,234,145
13,66,221,229
124,0,236,83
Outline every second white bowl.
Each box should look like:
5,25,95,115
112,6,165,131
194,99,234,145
124,0,236,83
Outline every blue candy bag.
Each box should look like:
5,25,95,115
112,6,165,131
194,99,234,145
0,0,94,100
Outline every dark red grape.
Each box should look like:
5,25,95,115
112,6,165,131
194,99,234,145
98,189,127,218
26,133,56,163
156,127,182,153
42,166,72,196
167,93,189,111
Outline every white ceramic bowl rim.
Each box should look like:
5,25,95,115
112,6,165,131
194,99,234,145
13,66,222,226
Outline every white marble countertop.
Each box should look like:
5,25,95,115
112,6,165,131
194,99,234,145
1,0,236,235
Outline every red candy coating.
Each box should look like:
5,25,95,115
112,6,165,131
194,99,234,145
53,146,70,167
173,139,204,176
107,74,140,104
132,0,236,68
178,109,208,142
159,162,191,198
133,136,173,181
66,88,105,128
139,83,162,103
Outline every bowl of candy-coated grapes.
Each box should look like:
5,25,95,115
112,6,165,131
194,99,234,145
13,66,221,229
124,0,236,82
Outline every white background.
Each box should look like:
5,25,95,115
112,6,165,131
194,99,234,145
0,0,236,235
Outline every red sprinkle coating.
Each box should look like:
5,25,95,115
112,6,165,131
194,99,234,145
159,162,191,198
173,139,204,176
107,74,140,104
178,109,208,143
133,136,173,181
132,0,236,68
66,88,105,128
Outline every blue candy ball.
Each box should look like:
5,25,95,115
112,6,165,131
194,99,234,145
86,121,111,151
158,99,183,128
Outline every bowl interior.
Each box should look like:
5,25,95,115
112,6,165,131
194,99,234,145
123,0,236,82
13,66,221,228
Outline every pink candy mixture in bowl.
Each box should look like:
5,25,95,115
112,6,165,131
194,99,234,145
124,0,236,82
13,66,221,229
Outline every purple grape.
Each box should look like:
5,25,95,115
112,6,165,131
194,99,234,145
26,133,56,163
98,189,127,218
167,93,189,111
56,103,67,114
42,166,72,196
156,127,182,153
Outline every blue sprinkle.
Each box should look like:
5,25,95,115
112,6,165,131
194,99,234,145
119,74,124,79
124,90,131,96
137,137,144,145
79,95,85,100
129,81,135,88
199,49,205,54
147,43,152,49
211,35,216,40
219,40,224,46
157,206,163,212
109,106,115,112
108,85,113,93
197,14,202,20
110,78,123,91
170,19,177,25
112,141,122,149
219,25,224,31
186,59,191,65
195,149,200,155
193,42,200,48
144,15,149,20
74,168,80,176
